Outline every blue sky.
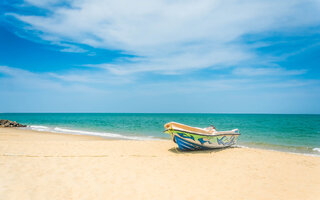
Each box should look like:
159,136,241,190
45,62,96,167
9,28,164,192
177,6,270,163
0,0,320,113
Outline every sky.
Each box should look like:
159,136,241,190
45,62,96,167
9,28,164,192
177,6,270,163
0,0,320,113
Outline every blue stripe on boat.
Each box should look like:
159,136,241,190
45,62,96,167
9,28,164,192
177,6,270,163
180,145,191,151
178,138,197,149
175,136,194,150
174,135,210,151
179,136,210,149
180,143,195,150
177,140,194,150
178,143,192,150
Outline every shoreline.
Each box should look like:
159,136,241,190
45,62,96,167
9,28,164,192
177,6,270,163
19,125,320,156
1,128,320,200
23,125,162,141
2,127,319,158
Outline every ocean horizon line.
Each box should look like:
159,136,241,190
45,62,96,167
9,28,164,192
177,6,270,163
1,112,320,115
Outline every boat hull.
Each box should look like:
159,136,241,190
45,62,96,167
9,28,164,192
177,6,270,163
167,129,240,151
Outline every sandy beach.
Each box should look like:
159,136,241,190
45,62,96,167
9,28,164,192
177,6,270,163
0,128,319,200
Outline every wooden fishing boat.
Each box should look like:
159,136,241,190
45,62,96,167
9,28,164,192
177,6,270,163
164,122,240,150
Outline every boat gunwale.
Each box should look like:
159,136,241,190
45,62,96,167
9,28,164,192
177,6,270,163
164,128,240,137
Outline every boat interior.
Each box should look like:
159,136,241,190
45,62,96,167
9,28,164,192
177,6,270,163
164,122,216,135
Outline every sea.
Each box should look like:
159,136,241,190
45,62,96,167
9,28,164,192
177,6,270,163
1,113,319,156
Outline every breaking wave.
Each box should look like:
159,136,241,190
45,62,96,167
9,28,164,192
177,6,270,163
313,148,320,153
25,125,159,141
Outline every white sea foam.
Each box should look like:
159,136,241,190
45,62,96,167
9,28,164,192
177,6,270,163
25,125,159,141
234,143,320,157
313,148,320,153
28,125,49,131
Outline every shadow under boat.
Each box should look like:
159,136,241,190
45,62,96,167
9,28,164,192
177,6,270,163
168,146,240,154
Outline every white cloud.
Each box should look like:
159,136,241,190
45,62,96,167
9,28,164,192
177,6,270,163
48,70,134,84
1,65,319,113
1,65,314,94
0,65,106,93
9,0,320,74
58,43,87,53
23,0,70,8
233,67,307,76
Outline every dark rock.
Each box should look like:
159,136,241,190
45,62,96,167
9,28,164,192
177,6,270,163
0,119,27,127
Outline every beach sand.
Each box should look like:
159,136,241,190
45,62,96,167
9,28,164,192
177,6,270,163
0,128,319,200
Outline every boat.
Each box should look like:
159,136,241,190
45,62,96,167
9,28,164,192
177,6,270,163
164,122,240,150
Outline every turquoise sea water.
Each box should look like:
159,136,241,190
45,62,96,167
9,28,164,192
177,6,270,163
1,113,319,155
